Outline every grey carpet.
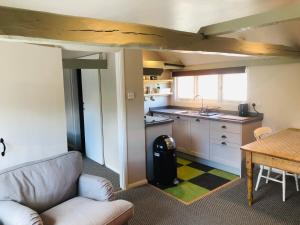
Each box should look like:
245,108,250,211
83,157,120,190
116,177,300,225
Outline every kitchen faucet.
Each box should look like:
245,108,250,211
194,95,207,113
194,95,221,114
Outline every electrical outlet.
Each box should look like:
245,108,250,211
127,92,135,100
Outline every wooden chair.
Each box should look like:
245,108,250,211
254,127,299,202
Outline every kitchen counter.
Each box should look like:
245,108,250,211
144,115,174,127
150,106,263,124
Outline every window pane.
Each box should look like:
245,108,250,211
197,75,218,100
222,73,247,101
176,76,195,99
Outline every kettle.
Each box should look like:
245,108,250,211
238,103,249,117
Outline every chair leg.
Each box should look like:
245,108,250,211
266,167,271,184
282,171,286,202
294,174,299,192
255,165,263,191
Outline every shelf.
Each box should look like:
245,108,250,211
143,79,173,84
144,93,173,97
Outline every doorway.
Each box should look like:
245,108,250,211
63,51,123,190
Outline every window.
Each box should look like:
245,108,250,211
176,76,195,99
197,75,218,100
175,73,247,103
222,73,247,102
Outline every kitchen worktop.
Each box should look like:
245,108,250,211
149,106,263,124
144,115,174,127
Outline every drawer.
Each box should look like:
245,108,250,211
210,141,241,168
210,121,241,134
210,130,241,145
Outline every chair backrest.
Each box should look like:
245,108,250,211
254,127,273,141
0,151,82,213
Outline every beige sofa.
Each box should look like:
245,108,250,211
0,151,133,225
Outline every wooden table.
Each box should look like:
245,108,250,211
240,128,300,206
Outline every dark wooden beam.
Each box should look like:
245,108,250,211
1,6,300,57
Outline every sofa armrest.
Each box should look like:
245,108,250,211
0,201,43,225
78,174,114,201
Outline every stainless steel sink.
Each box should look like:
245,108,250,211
176,110,219,117
199,112,219,116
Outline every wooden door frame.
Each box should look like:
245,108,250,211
115,49,128,190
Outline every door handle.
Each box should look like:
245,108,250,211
1,138,6,157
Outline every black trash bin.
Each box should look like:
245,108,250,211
153,135,177,186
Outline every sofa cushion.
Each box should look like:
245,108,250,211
0,151,82,213
40,197,134,225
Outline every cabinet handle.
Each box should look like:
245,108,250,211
221,141,227,145
221,125,227,129
1,138,6,157
221,135,227,139
195,118,200,122
176,116,180,119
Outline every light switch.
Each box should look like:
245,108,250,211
127,92,135,100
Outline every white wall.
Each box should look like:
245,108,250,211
123,49,146,185
144,96,169,114
143,71,172,114
247,63,300,131
101,52,120,173
0,42,67,170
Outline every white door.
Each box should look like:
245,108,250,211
81,68,104,165
0,42,68,171
190,118,210,159
171,115,190,153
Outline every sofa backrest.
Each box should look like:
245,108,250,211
0,151,82,213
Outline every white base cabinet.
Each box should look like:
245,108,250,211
170,115,190,153
190,118,210,160
152,113,261,175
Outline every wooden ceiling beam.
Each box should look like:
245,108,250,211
62,59,107,69
198,3,300,36
1,6,300,57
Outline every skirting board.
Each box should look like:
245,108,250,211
127,179,148,190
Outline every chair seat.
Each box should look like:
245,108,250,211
41,197,134,225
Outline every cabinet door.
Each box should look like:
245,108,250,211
171,115,190,153
210,141,241,169
190,118,210,159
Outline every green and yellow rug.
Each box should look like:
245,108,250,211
153,157,239,205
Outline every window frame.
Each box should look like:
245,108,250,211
175,76,197,101
174,73,247,105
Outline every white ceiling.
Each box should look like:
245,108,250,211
0,0,298,33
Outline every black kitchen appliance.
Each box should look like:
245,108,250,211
152,135,177,186
238,103,249,117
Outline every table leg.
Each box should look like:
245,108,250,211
246,151,253,206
